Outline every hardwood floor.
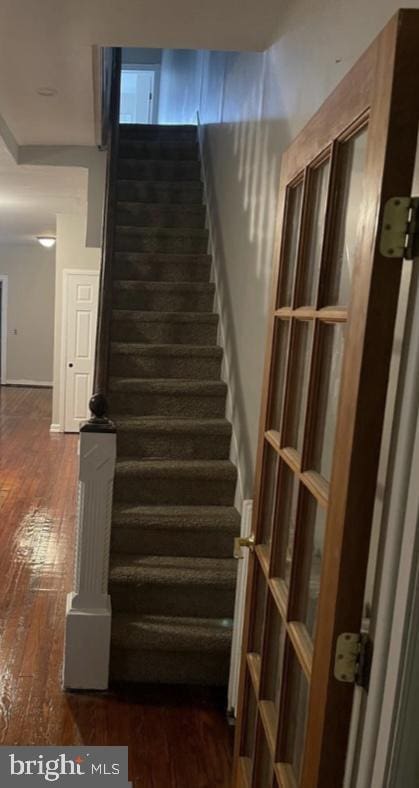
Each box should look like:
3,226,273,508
0,386,233,786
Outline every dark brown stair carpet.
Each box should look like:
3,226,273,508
111,614,232,685
108,123,239,686
108,378,228,418
112,280,215,312
114,417,232,459
112,252,212,282
111,505,240,557
110,310,219,345
109,342,223,379
117,202,206,228
117,179,204,204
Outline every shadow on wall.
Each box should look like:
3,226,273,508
201,112,293,499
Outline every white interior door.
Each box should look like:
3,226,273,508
64,271,98,433
120,70,154,124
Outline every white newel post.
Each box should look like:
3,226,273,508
63,397,116,690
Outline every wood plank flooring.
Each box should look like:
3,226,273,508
0,386,233,786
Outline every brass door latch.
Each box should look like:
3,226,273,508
234,534,255,559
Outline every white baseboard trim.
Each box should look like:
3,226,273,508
50,423,63,433
6,379,53,387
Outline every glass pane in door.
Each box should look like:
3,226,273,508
281,647,310,782
296,492,327,640
282,321,314,454
310,323,346,481
253,727,274,786
259,444,280,551
272,462,300,585
297,158,331,306
250,563,269,655
241,675,259,779
261,596,286,713
278,182,304,306
268,319,291,434
324,128,368,305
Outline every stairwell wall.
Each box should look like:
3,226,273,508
158,50,205,126
197,0,419,499
0,243,55,385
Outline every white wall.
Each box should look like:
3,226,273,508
196,0,419,497
158,50,204,125
51,213,101,428
0,243,55,384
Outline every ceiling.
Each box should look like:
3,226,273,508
0,0,279,245
0,0,280,146
0,136,87,245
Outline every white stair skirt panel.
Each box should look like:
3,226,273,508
228,499,253,715
63,427,116,690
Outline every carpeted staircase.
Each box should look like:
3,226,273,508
107,123,240,686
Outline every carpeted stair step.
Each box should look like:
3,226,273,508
109,378,227,418
112,281,214,312
111,504,240,557
119,139,199,160
119,123,198,142
107,122,236,689
113,417,232,459
110,613,232,685
109,342,222,380
112,252,211,283
109,555,237,617
117,180,203,205
117,202,206,229
118,158,201,182
111,310,219,345
115,226,208,254
113,459,237,506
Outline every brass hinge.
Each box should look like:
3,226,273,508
334,632,373,690
380,196,419,259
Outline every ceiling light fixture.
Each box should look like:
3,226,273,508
37,87,58,97
37,236,56,248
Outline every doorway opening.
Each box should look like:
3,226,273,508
60,269,99,433
120,66,159,124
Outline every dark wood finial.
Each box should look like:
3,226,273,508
89,393,108,421
80,393,116,433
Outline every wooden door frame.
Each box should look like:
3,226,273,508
59,268,99,433
233,10,419,787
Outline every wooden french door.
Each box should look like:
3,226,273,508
233,10,419,788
